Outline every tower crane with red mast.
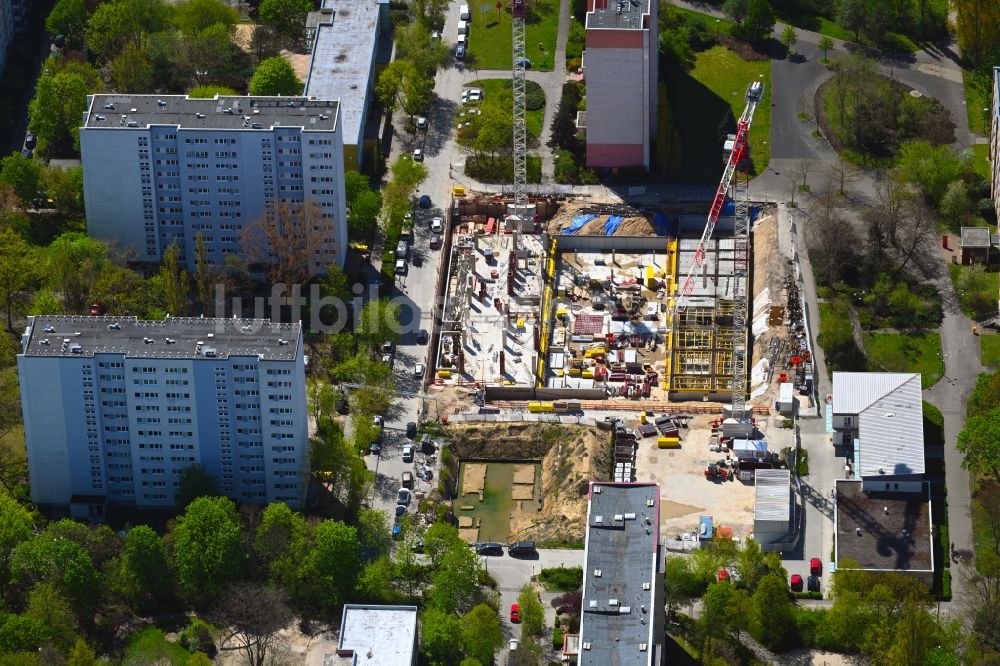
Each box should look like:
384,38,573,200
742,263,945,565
670,79,764,424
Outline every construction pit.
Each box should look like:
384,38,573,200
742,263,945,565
433,196,812,411
444,422,612,544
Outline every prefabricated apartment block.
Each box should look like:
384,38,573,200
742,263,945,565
17,315,309,518
583,0,658,168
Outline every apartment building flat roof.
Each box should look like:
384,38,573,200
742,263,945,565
586,0,651,30
835,480,933,573
304,0,383,144
83,94,340,131
579,482,660,666
21,315,301,361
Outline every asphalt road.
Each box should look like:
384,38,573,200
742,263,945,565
482,548,585,660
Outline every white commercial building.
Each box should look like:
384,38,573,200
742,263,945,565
79,94,347,274
336,605,418,666
753,469,792,551
831,372,925,493
17,315,309,518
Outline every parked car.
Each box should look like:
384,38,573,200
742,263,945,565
412,148,423,162
396,240,408,258
414,363,425,377
413,254,422,267
807,575,820,593
369,441,381,456
455,44,466,59
475,542,504,556
396,488,412,506
430,217,443,233
508,639,519,652
402,445,414,462
394,504,406,521
418,194,432,208
790,574,804,592
23,132,36,149
402,471,413,488
406,422,417,439
392,523,402,539
509,603,521,622
373,414,385,429
415,116,428,130
809,558,822,576
507,541,536,557
394,259,407,275
716,568,730,582
461,88,483,103
417,328,429,344
419,433,434,453
430,234,442,249
412,537,424,553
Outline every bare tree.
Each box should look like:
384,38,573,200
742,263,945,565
794,159,813,192
825,157,859,197
806,207,863,287
240,199,337,285
213,583,292,666
891,196,937,277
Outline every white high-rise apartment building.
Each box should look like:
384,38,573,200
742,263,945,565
17,315,309,518
79,94,348,274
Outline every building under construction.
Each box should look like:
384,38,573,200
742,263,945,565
667,220,741,402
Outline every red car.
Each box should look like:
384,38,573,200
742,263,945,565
790,574,804,592
716,568,730,582
810,558,822,576
510,603,521,623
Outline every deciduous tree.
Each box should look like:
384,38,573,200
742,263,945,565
296,520,361,613
460,604,503,665
722,0,749,27
750,573,797,649
120,525,171,608
0,227,34,331
45,0,88,47
742,0,775,40
517,584,545,636
248,56,301,96
172,0,238,35
0,493,33,589
213,583,292,666
818,35,834,61
159,242,190,316
258,0,312,46
171,496,245,603
421,607,464,666
25,582,80,650
254,502,309,586
0,153,41,203
959,409,1000,485
240,200,334,284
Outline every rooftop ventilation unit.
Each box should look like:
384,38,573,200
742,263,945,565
619,606,631,614
594,515,603,524
642,582,650,590
624,512,636,520
639,644,647,652
204,347,217,357
593,569,602,577
646,499,655,507
196,113,206,119
594,486,602,493
588,600,597,608
609,599,619,606
614,514,624,521
582,643,592,651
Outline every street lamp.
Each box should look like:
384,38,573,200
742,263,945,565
715,19,720,40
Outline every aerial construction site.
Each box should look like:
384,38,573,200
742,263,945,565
428,80,814,546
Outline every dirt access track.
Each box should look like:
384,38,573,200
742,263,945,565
446,422,612,544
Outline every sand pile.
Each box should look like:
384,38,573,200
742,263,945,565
547,201,657,237
461,463,487,495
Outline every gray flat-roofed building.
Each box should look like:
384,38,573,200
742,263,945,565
960,226,997,265
832,372,925,493
337,605,418,666
834,479,934,585
578,482,663,666
17,315,309,516
304,0,390,172
79,93,347,274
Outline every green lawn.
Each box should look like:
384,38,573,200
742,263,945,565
963,67,990,136
466,78,545,138
865,331,944,388
971,143,991,180
772,8,853,41
124,627,193,666
465,0,559,71
664,45,771,183
948,262,1000,321
817,300,866,374
982,335,1000,368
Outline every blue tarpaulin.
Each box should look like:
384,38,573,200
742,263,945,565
722,200,735,216
562,213,597,235
653,212,675,236
603,215,624,235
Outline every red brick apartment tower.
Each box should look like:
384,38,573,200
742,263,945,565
583,0,658,169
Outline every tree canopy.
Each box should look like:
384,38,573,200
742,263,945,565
249,56,302,96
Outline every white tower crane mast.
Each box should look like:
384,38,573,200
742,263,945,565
669,80,764,420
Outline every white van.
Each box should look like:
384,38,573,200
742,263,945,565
457,33,467,47
459,4,470,20
457,19,468,35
